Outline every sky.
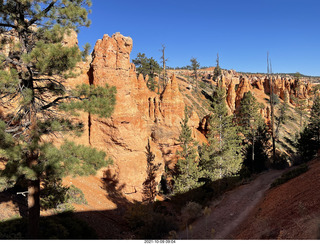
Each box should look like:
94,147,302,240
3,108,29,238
78,0,320,76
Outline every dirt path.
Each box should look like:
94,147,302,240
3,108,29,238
178,169,286,239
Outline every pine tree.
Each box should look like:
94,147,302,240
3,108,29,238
275,93,289,139
174,107,201,194
132,53,161,91
142,140,161,203
200,82,242,181
297,96,320,161
213,53,222,81
237,91,265,164
309,96,320,144
190,57,200,90
291,95,308,131
0,0,116,238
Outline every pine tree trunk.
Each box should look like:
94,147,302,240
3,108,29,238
28,177,40,239
270,78,276,164
27,103,40,239
252,133,255,163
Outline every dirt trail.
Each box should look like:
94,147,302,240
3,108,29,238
178,169,286,239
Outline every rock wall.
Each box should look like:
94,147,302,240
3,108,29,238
81,33,199,200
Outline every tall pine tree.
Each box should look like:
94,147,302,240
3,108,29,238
237,91,265,164
200,81,242,181
275,93,289,139
0,0,116,238
142,140,161,203
297,96,320,161
174,106,201,194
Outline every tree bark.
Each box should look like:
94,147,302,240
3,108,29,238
27,102,40,239
28,177,40,239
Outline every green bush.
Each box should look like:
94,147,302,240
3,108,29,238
270,164,309,188
66,184,87,205
40,179,69,210
41,182,87,210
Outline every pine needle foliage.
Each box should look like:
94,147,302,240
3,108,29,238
0,0,115,238
200,82,243,180
297,96,320,161
237,91,267,173
174,106,202,194
132,52,161,91
142,140,161,203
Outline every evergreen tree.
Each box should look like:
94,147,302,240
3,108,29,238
174,107,201,194
241,124,270,174
237,91,265,164
0,0,116,238
213,53,222,81
309,96,320,144
291,95,308,130
297,96,320,161
142,140,161,203
190,57,200,90
132,53,161,91
275,93,289,139
200,82,242,181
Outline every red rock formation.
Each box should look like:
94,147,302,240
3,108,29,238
160,74,185,127
235,76,252,109
81,33,198,200
226,77,236,113
255,78,264,91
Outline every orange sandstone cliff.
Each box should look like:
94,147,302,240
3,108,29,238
72,33,201,200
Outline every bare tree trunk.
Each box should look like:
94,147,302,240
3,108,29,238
252,133,255,163
161,44,167,90
28,177,40,239
267,53,276,164
270,77,276,164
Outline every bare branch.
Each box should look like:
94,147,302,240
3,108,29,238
5,122,31,133
40,95,85,110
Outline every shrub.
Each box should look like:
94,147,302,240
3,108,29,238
41,182,87,210
40,179,69,210
65,185,87,205
270,164,309,188
180,201,203,225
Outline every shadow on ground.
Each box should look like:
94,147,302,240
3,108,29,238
0,171,246,240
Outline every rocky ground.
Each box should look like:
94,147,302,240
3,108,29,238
178,168,286,239
177,158,320,240
1,158,320,239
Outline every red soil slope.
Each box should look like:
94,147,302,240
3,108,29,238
231,158,320,239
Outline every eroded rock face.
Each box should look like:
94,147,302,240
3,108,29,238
226,78,236,113
160,74,185,127
82,33,199,200
235,76,253,110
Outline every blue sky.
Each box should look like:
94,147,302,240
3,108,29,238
78,0,320,76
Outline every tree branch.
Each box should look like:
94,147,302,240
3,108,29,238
0,23,16,28
40,95,84,110
5,56,25,68
5,122,31,133
28,1,57,27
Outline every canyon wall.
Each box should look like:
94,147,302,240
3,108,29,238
78,33,201,200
